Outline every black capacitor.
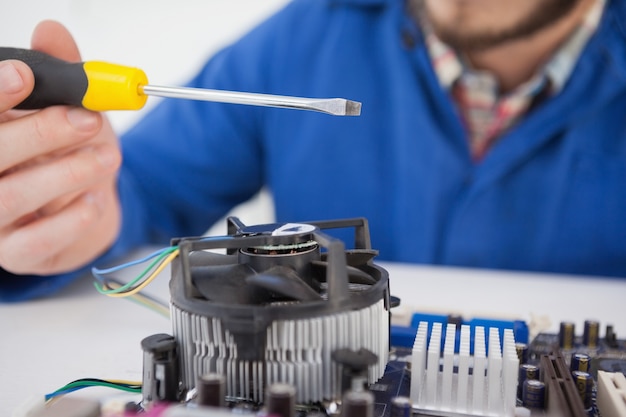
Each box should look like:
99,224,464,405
559,321,576,350
570,352,591,373
341,390,374,417
266,383,296,417
572,371,593,410
196,373,225,407
141,333,180,403
390,396,412,417
606,325,619,348
518,364,540,399
583,320,600,348
515,343,529,364
522,379,546,409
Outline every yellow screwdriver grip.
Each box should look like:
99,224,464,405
82,61,149,111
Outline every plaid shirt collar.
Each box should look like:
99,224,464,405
422,0,605,159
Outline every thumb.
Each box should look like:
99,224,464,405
30,20,82,63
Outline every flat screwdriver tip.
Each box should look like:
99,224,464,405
345,100,362,116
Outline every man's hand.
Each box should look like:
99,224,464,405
0,20,122,275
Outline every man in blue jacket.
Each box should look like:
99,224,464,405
0,0,623,301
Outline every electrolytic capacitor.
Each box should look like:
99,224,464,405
570,352,591,373
572,371,593,410
196,373,225,407
559,322,576,350
606,324,619,348
266,383,296,417
341,390,374,417
518,364,540,399
522,379,546,409
141,333,180,404
583,320,600,348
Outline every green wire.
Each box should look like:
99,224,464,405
94,246,178,295
46,379,142,400
56,380,141,393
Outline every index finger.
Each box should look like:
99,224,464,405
0,60,34,113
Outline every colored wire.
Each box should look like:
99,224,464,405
100,278,170,317
92,246,178,300
92,247,175,275
45,378,142,401
92,246,178,294
101,249,179,298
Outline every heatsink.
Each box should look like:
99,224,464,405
410,322,519,417
171,299,388,403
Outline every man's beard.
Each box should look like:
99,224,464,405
409,0,581,51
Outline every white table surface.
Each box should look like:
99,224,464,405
1,260,625,415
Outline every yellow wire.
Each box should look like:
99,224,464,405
103,281,170,317
106,379,142,386
128,295,170,318
105,249,179,298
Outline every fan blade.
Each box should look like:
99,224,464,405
246,265,322,302
192,263,273,304
311,260,377,285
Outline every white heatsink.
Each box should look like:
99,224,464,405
410,322,519,417
171,299,389,403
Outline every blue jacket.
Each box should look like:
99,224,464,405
2,0,626,301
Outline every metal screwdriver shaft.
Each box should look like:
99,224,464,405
140,85,361,116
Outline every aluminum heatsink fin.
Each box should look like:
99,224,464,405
410,322,520,417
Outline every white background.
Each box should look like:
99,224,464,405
0,0,283,231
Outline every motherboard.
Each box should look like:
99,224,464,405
27,218,626,417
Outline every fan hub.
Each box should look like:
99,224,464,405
243,240,318,256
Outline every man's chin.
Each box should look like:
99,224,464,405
410,0,582,51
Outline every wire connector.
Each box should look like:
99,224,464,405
597,371,626,417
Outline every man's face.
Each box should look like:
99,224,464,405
415,0,581,51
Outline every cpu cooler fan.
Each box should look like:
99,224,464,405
168,217,391,404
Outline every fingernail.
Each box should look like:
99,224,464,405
67,108,99,131
0,62,24,94
95,146,119,168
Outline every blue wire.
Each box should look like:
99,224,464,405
45,387,81,401
91,246,175,281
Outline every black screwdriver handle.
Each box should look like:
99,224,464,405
0,47,88,110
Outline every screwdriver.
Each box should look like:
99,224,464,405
0,47,361,116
